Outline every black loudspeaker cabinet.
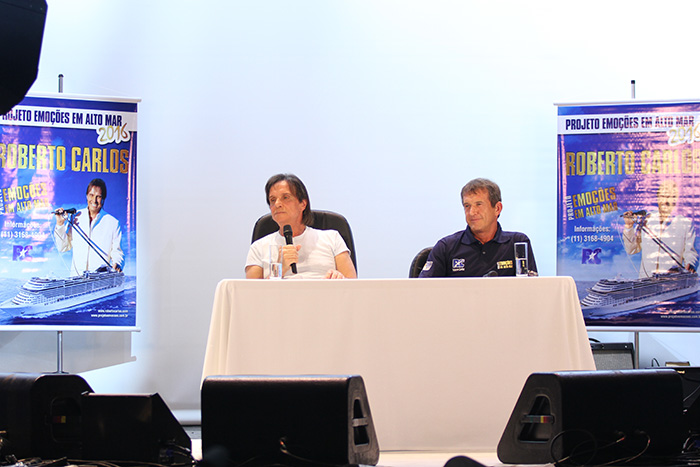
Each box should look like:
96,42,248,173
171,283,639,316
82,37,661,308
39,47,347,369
672,367,700,409
201,375,380,466
0,0,48,114
672,367,700,434
0,372,93,459
81,393,191,464
497,369,685,465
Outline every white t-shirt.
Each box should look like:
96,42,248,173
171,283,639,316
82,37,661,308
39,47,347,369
246,227,350,279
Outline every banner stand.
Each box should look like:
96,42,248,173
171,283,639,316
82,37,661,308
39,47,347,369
56,330,65,373
0,326,139,374
557,99,700,331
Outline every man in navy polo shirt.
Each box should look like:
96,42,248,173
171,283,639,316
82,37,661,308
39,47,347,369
419,178,537,277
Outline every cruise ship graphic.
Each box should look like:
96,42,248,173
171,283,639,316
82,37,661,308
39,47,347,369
0,266,125,316
581,269,699,317
0,208,125,317
581,210,699,317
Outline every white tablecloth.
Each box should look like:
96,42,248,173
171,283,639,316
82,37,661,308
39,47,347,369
202,277,595,451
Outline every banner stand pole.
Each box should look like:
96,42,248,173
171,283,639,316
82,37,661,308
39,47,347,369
56,330,67,374
634,331,640,368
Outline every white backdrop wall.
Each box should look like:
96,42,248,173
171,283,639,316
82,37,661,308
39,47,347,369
2,0,700,420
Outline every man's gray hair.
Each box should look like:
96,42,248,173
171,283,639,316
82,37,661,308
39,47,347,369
460,178,501,207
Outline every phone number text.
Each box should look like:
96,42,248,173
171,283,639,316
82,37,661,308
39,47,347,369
569,234,615,243
0,230,48,240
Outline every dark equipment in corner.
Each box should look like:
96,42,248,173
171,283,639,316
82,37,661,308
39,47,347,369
0,373,189,464
0,372,93,460
0,0,48,115
497,369,685,465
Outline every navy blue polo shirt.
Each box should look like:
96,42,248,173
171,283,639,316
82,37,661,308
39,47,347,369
418,223,537,277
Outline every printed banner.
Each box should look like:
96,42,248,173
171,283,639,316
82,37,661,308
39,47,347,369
557,101,700,327
0,94,137,326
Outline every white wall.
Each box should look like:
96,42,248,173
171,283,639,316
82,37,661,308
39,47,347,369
2,0,700,420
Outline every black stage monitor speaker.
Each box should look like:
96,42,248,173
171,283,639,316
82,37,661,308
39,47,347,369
0,372,93,459
497,369,685,465
591,342,635,370
0,0,48,115
672,367,700,433
443,455,487,467
672,367,700,409
81,393,191,464
201,375,380,466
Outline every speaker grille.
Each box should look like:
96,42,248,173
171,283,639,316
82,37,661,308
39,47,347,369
591,342,634,370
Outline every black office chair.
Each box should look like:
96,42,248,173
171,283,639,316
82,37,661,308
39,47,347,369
409,247,432,278
251,210,357,270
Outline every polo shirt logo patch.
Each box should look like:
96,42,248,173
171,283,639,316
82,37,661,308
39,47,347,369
422,261,433,271
452,258,465,271
497,260,513,270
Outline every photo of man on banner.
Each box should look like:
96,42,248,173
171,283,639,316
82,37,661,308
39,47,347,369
622,179,697,278
53,177,124,276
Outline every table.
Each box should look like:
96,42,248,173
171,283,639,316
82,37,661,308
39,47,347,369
202,277,595,451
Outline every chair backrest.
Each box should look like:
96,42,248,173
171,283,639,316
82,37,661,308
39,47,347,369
251,210,357,270
409,247,432,278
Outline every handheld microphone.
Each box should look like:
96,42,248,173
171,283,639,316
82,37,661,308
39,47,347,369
52,207,77,214
620,210,646,217
282,224,297,274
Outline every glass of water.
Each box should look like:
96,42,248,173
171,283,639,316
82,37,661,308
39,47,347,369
514,242,528,277
269,245,283,279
